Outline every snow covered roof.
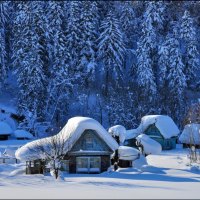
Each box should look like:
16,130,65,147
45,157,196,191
14,130,33,139
108,125,126,145
136,134,162,155
138,115,180,139
125,128,141,140
118,146,140,161
16,117,119,161
0,121,13,135
179,123,200,145
0,113,17,131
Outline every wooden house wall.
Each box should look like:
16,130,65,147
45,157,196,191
144,124,163,138
63,130,113,173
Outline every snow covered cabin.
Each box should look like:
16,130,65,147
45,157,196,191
0,121,13,140
125,115,180,150
16,117,119,174
179,123,200,147
138,115,180,150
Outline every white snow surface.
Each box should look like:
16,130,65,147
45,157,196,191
132,154,148,170
136,134,162,155
139,115,180,139
0,121,13,135
0,149,200,199
118,146,140,161
16,117,119,161
13,130,33,139
108,125,126,144
179,123,200,145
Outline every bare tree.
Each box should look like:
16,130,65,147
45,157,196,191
185,103,200,165
28,133,70,179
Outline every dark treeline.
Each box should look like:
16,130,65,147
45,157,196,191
0,1,199,135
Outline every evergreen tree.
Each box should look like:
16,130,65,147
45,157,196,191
118,1,136,48
0,2,9,87
136,16,157,114
166,30,187,123
180,10,199,87
97,11,125,95
106,87,137,129
78,1,98,87
12,2,47,131
45,1,71,126
66,1,82,80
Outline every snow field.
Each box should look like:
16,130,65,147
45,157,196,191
0,149,199,199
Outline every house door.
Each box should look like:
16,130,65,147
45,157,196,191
76,157,101,173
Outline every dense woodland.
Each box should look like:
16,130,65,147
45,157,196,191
0,1,200,135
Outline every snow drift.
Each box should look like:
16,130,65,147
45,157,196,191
15,117,119,161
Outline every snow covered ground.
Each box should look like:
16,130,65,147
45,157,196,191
0,148,199,199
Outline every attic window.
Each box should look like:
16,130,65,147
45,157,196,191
86,136,93,148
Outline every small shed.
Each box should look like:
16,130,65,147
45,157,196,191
0,121,13,140
139,115,180,150
179,123,200,148
14,130,33,140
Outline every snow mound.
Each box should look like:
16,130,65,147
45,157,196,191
9,168,25,176
108,125,126,145
140,165,164,173
138,115,180,139
118,146,140,161
136,134,162,155
179,123,200,145
14,130,33,139
16,117,119,161
0,121,13,135
132,154,148,170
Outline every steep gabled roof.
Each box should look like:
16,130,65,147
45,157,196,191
16,117,118,161
125,115,180,140
139,115,180,139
